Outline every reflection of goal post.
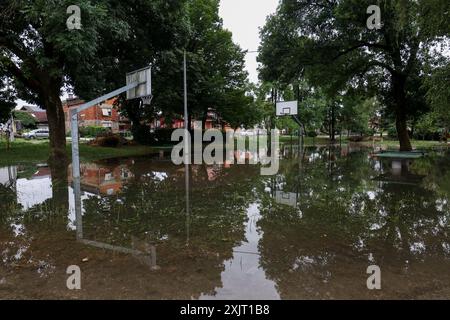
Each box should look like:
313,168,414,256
70,66,152,180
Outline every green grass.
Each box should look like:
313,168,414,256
359,139,447,149
1,137,446,166
0,138,162,166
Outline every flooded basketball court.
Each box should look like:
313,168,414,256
1,145,449,299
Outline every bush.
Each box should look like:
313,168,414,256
79,126,110,138
96,135,120,147
387,126,398,139
306,130,318,138
132,126,177,145
132,125,152,145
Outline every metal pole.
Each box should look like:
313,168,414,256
183,50,190,165
183,50,190,245
183,50,188,131
71,110,80,179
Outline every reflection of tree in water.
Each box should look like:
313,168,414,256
80,160,260,298
257,147,450,299
0,162,68,279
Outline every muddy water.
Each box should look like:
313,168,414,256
0,145,449,299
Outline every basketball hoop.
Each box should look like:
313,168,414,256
141,95,153,106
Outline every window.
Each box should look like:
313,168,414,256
101,121,112,128
102,108,112,117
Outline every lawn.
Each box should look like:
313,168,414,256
1,137,446,167
0,138,164,166
359,139,447,149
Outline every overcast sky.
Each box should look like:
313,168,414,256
219,0,279,84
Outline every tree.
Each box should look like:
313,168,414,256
137,0,250,134
425,65,450,140
415,112,439,141
13,111,36,129
258,0,450,151
0,0,187,161
0,76,15,123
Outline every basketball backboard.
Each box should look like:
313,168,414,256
275,191,298,207
126,66,152,100
276,100,298,116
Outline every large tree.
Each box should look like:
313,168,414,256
136,0,251,133
258,0,450,151
0,0,186,162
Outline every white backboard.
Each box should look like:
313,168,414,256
276,101,298,116
126,66,152,100
275,191,298,207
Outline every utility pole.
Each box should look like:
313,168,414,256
183,50,190,246
184,50,188,131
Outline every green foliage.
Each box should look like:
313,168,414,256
414,112,440,140
0,87,15,123
151,128,177,145
79,126,109,138
0,0,188,157
424,64,450,127
258,0,449,149
126,0,252,135
12,111,36,129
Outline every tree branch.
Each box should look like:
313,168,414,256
2,58,41,93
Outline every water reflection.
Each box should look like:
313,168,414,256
1,145,449,299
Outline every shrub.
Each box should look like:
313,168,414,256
306,130,318,138
387,126,398,139
97,135,120,147
79,126,110,138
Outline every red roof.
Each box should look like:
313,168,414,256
31,111,48,123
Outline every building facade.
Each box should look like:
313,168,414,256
63,96,131,134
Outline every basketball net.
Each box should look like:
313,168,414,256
141,95,153,106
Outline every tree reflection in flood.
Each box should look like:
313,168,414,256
0,145,449,299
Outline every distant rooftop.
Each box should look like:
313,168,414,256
16,105,45,113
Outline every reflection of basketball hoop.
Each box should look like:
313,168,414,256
141,95,153,106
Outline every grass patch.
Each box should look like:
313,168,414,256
359,139,447,149
0,138,162,166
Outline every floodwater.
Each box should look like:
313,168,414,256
1,144,449,299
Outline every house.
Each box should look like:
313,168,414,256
16,105,49,129
63,96,131,134
150,109,231,130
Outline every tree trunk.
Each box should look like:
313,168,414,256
44,90,68,165
392,75,412,151
395,112,412,151
201,111,208,132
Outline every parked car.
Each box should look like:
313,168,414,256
23,129,49,139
